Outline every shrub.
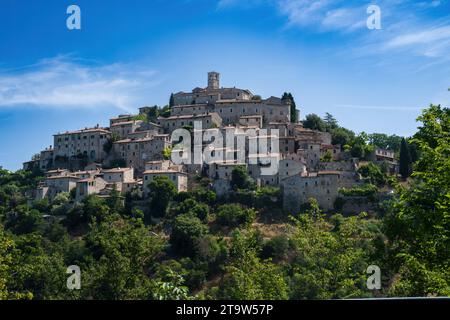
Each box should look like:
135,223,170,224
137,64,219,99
170,214,209,257
216,204,256,228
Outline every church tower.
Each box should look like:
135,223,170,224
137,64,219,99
207,72,220,90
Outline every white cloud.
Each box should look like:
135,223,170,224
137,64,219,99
0,56,163,111
216,0,450,60
386,26,450,49
335,104,423,111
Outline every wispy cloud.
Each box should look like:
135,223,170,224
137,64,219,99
0,55,163,111
217,0,450,60
384,25,450,57
276,0,367,32
335,104,424,111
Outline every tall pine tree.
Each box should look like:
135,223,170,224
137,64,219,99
399,137,412,179
282,92,298,123
169,93,175,108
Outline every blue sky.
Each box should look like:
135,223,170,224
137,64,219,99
0,0,449,170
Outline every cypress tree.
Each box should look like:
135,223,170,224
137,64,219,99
399,138,412,179
282,92,298,123
169,93,175,108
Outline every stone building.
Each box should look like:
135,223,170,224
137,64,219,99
110,120,144,139
143,169,188,194
157,113,222,133
53,126,111,163
112,135,171,172
36,174,79,200
110,114,136,126
172,72,253,106
370,148,395,162
102,167,134,184
75,176,107,201
171,72,291,126
39,147,54,171
282,171,341,212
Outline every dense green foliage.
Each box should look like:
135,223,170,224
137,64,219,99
399,138,413,179
302,113,404,159
0,105,449,300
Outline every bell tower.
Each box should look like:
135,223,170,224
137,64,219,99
207,71,220,90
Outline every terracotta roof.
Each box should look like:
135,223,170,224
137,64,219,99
143,170,187,175
47,175,79,180
102,167,132,173
110,120,142,127
318,171,341,175
54,127,110,136
157,113,217,121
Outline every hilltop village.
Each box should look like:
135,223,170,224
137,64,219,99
23,72,398,214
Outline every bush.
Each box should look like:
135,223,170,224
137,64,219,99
216,204,256,228
231,166,255,191
261,235,290,261
170,214,209,257
358,163,387,186
339,184,378,201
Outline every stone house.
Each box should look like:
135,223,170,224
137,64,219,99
110,120,144,139
112,135,171,172
39,147,54,171
172,72,253,106
37,174,79,200
75,176,108,201
143,169,188,195
110,114,136,126
282,171,341,212
53,126,111,163
102,167,134,184
157,113,222,133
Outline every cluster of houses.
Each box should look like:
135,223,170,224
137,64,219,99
23,72,397,212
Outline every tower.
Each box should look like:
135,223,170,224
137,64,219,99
207,72,220,90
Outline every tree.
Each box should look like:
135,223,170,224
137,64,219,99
399,138,412,179
368,133,402,152
282,92,298,123
303,114,326,131
153,270,190,300
170,213,208,257
103,133,120,154
171,198,210,222
0,226,15,299
358,163,387,186
147,176,177,218
320,150,333,162
169,93,175,108
106,186,124,215
288,211,381,299
330,127,355,146
216,204,256,228
5,206,44,235
218,230,288,300
324,113,338,130
384,105,450,296
83,216,165,299
230,166,255,191
163,146,172,160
